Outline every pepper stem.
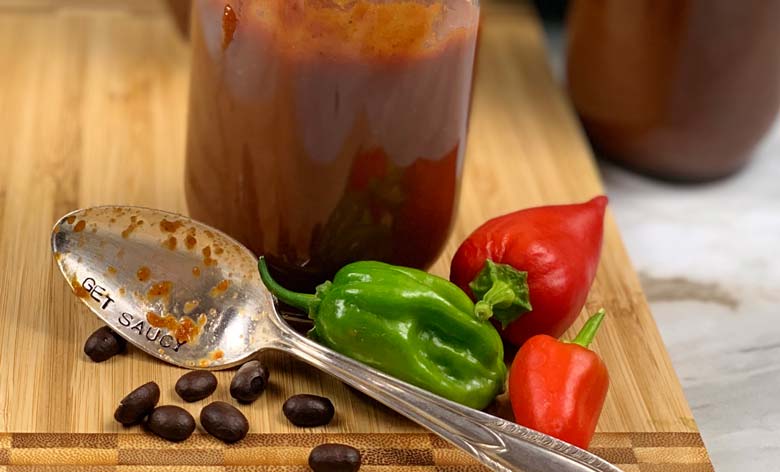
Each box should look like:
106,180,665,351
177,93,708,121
569,309,606,348
474,280,516,321
468,259,532,328
258,257,320,315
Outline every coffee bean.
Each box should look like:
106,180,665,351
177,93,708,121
229,360,269,404
200,401,249,443
309,443,361,472
175,371,218,402
283,394,335,427
146,405,196,442
84,326,126,362
114,381,160,426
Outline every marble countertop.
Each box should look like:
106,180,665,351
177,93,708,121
541,20,779,472
602,122,780,472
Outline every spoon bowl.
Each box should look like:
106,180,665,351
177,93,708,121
52,206,279,369
51,206,621,472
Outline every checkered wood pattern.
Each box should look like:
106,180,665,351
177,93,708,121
0,432,712,471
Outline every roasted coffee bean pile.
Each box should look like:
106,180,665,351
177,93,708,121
113,365,255,444
104,343,359,470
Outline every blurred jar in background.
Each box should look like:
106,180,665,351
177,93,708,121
566,1,780,181
184,1,480,289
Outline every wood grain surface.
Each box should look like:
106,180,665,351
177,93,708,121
0,0,708,466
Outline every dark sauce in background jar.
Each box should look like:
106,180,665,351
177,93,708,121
567,0,780,181
185,0,479,288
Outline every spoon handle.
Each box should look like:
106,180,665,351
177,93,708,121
271,326,620,472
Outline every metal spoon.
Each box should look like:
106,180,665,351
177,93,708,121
51,206,620,472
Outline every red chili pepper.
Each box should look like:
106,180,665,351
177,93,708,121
450,196,607,346
508,310,609,449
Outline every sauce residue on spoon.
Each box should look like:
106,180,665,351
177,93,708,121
147,312,207,343
202,246,218,266
162,235,177,250
121,217,144,238
185,234,197,250
71,278,90,298
147,281,173,299
160,219,184,233
209,279,230,297
137,266,151,282
183,300,200,314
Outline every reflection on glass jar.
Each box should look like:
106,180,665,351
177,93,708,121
185,0,480,287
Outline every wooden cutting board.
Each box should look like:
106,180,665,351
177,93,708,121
0,0,712,470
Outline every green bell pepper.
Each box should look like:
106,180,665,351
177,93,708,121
258,257,507,410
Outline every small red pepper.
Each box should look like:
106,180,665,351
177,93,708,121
450,196,607,346
508,310,609,449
